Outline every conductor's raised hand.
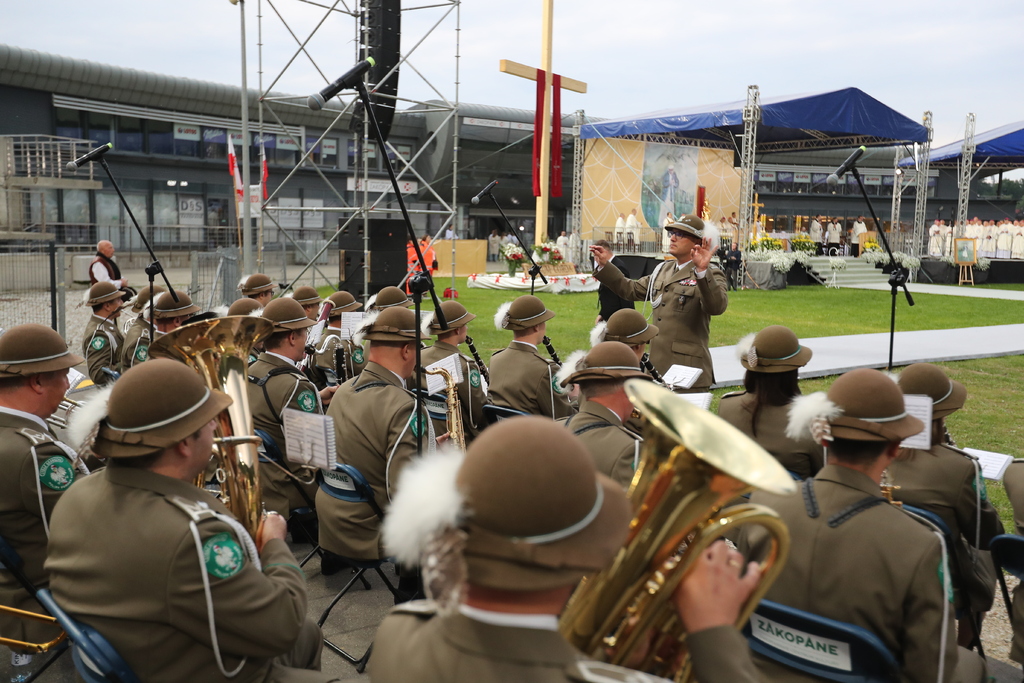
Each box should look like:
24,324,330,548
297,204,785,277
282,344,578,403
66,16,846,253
589,244,612,268
691,238,713,271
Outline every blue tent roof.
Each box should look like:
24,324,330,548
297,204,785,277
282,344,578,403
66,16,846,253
903,120,1024,169
579,88,928,152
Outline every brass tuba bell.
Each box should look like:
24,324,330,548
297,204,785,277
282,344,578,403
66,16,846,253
559,380,796,682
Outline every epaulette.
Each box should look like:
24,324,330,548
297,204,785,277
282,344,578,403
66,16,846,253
164,495,220,523
565,661,672,683
490,348,507,358
17,428,56,447
388,599,438,619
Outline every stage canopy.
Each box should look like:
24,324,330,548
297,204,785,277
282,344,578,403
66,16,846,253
901,120,1024,169
579,87,929,152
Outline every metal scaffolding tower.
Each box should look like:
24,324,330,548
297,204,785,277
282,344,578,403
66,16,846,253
570,109,585,263
911,110,933,258
890,146,908,232
955,113,976,237
737,85,760,248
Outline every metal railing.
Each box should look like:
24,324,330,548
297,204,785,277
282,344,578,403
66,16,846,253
1,135,96,181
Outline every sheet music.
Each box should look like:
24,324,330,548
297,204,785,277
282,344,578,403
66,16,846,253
899,395,933,450
661,364,702,390
338,312,364,340
677,392,712,410
964,448,1015,481
424,354,463,394
281,409,336,470
66,367,88,391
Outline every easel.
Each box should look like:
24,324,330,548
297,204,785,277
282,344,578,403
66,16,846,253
958,265,974,286
954,237,977,287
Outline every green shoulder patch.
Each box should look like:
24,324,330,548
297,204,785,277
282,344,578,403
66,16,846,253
469,368,482,388
38,455,75,491
90,336,107,351
937,559,954,604
972,474,988,502
134,344,149,363
203,532,246,579
296,388,317,413
352,347,365,365
410,411,425,438
552,376,566,395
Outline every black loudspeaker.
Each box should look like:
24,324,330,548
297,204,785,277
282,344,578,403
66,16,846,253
337,218,407,251
339,249,406,298
350,0,401,143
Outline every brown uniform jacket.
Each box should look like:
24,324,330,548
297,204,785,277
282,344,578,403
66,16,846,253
0,412,79,645
717,392,824,479
998,461,1024,663
313,330,367,386
369,602,761,683
488,341,574,419
82,314,124,384
594,261,727,391
45,466,322,683
247,352,322,516
889,443,1003,611
558,401,639,488
420,340,489,442
319,362,428,560
740,465,962,683
119,316,153,369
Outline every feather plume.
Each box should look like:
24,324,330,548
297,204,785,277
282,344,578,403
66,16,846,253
383,446,466,566
420,310,436,338
66,384,115,452
734,333,757,363
884,371,901,384
282,291,295,299
786,392,842,441
589,321,608,348
554,349,587,388
365,293,378,310
237,275,249,290
703,222,722,252
247,307,265,317
493,301,513,331
212,305,230,318
352,309,379,347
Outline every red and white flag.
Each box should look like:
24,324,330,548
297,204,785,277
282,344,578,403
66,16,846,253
227,136,244,207
260,142,269,200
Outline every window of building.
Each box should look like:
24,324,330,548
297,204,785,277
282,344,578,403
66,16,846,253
148,120,174,155
87,112,114,147
348,139,378,169
207,198,229,227
118,116,144,152
204,128,227,160
55,108,83,139
173,123,200,157
62,189,91,224
387,143,413,164
275,134,299,165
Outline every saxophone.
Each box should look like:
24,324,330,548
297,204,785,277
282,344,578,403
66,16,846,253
423,365,466,450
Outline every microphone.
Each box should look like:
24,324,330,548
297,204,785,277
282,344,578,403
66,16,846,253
66,143,113,171
307,57,376,111
826,145,867,186
470,180,499,205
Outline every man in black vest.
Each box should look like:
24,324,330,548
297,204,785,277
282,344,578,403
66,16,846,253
89,240,128,288
592,240,634,323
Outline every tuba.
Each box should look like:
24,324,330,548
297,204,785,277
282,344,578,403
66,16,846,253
150,316,274,537
559,380,795,682
423,365,466,450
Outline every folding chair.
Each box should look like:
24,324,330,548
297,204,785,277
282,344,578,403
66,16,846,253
317,464,407,672
414,389,450,436
744,599,900,683
253,428,321,568
34,590,140,683
989,534,1024,623
482,404,528,426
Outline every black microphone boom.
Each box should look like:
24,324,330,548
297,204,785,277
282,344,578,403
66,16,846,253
826,145,867,186
66,143,113,171
307,58,376,111
470,180,499,205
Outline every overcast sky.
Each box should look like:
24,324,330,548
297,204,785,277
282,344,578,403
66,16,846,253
4,0,1021,150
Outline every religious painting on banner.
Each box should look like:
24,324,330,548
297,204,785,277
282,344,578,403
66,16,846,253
641,142,698,229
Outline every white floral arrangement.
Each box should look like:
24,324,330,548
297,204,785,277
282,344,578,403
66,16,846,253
746,248,801,273
892,252,921,270
978,257,991,271
793,251,812,267
500,243,526,261
828,257,847,271
861,250,889,265
939,254,990,271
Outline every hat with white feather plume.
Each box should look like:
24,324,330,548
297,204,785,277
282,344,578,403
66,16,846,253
559,342,651,387
736,325,811,373
494,295,555,331
599,309,658,346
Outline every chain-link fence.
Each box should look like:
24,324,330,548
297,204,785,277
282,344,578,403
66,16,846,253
190,247,242,311
0,239,59,335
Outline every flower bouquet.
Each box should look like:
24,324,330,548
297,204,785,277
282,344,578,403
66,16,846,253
501,243,526,276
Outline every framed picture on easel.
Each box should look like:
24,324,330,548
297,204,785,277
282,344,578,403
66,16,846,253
954,237,977,285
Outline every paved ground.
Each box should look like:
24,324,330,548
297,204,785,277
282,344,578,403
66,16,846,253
848,281,1024,301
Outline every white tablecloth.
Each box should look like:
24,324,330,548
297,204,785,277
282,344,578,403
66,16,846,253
467,273,600,293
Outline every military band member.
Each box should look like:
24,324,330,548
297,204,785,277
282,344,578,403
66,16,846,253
556,342,647,488
1002,462,1024,666
45,360,337,683
120,284,166,335
741,368,985,683
590,214,727,392
312,291,366,386
121,290,199,369
366,286,414,312
291,285,322,320
0,325,85,675
318,307,434,569
488,295,574,419
239,273,275,307
227,298,264,364
247,298,335,516
81,281,127,384
718,326,824,479
421,300,489,442
889,363,1003,645
371,417,766,683
590,308,659,364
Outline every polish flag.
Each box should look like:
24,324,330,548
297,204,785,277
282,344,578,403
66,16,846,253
260,142,269,200
227,136,244,206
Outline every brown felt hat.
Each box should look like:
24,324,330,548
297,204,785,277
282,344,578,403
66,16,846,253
362,307,419,342
0,324,84,377
665,214,705,240
227,298,263,317
500,295,555,331
262,298,316,331
897,363,966,420
563,342,652,387
239,273,274,296
458,417,631,590
429,301,475,334
153,291,200,320
86,282,127,307
95,359,232,458
738,326,812,373
326,291,361,317
292,286,322,307
130,285,166,313
369,286,413,310
827,368,924,442
602,309,658,345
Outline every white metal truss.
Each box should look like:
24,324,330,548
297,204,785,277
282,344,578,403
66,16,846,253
911,111,933,261
571,109,585,262
955,113,976,237
737,85,760,250
890,146,908,231
254,0,461,296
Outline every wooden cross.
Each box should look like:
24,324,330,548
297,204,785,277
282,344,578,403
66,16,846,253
499,0,586,245
751,193,765,237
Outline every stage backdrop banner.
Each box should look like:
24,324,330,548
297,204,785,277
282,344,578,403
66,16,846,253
581,138,740,241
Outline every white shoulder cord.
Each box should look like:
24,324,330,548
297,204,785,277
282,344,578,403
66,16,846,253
386,404,435,500
185,512,260,679
29,446,50,539
642,261,668,318
903,509,950,683
547,365,557,417
968,457,982,548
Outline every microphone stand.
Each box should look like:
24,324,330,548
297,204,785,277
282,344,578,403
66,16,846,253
97,157,179,342
483,191,548,295
354,80,447,456
849,166,914,370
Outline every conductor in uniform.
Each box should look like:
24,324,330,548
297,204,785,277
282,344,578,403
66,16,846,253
590,215,727,393
81,281,128,384
45,360,338,682
0,325,84,675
